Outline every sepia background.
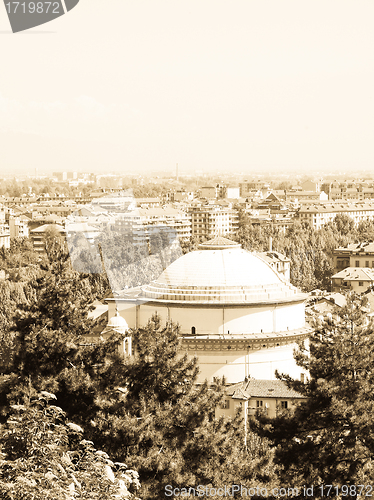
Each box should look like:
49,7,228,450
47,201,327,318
0,0,373,175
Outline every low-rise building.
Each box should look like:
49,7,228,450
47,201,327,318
216,379,306,421
331,267,374,293
30,223,66,253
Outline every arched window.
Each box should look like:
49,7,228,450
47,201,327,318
191,326,196,335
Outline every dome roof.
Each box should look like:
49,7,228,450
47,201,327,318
106,310,129,332
198,236,241,250
141,242,305,304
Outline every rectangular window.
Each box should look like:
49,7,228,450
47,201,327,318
219,399,230,409
281,401,288,409
355,260,360,267
366,261,369,267
256,400,263,408
359,281,364,287
371,261,374,268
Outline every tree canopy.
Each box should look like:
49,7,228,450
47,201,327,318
252,294,374,494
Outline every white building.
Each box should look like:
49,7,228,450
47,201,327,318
296,202,374,230
9,216,29,239
106,236,310,383
216,379,307,421
331,267,374,293
188,205,238,238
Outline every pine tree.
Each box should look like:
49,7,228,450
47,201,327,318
252,294,374,495
2,237,275,499
11,236,98,377
84,315,262,499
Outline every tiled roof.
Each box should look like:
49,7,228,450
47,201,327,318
335,242,374,253
298,203,374,214
226,379,306,400
332,267,374,281
30,223,65,233
321,293,347,308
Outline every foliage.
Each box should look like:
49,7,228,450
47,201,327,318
232,218,347,292
1,236,274,500
0,391,141,500
332,213,355,234
251,294,374,492
82,315,260,499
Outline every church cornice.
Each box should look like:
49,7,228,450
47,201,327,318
181,326,312,351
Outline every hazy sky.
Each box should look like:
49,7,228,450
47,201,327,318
0,0,374,176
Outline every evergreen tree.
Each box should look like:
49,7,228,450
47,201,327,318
1,237,276,499
68,314,276,500
252,294,374,496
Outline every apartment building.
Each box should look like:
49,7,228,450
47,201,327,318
200,186,218,199
322,181,374,201
30,224,66,253
296,202,374,230
239,181,270,198
188,205,238,238
0,204,10,248
112,207,192,244
257,250,291,282
333,242,374,272
0,224,10,248
9,216,29,239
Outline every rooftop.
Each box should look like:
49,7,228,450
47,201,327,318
226,379,306,400
332,267,374,281
335,241,374,253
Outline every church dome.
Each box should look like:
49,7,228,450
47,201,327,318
106,310,129,333
141,238,305,304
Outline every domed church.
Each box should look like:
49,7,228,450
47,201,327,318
106,237,311,383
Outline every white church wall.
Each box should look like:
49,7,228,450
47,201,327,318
139,304,169,327
109,300,306,337
274,302,305,331
169,306,221,335
186,343,307,384
224,307,273,334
